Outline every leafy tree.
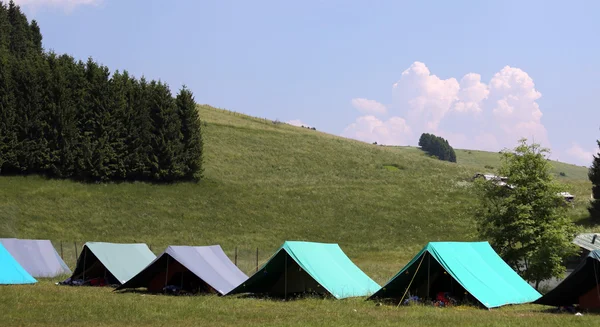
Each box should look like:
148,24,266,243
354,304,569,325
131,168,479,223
475,138,578,289
176,86,203,181
589,139,600,221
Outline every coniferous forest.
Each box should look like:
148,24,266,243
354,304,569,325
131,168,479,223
418,133,457,163
0,1,203,182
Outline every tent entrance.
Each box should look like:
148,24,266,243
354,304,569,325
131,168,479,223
62,247,118,286
146,255,216,295
394,253,473,306
247,250,329,299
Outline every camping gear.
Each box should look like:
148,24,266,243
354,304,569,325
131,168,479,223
116,245,248,295
0,243,37,285
368,242,541,308
61,242,156,286
226,241,380,299
535,250,600,310
0,238,71,278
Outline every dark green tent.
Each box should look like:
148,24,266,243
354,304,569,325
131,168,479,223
534,250,600,309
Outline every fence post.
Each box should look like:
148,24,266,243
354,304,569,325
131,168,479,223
256,247,259,272
74,242,78,262
234,246,237,266
60,241,63,259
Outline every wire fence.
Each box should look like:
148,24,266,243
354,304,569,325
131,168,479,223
50,241,271,277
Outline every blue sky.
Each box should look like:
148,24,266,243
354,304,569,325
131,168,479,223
16,0,600,166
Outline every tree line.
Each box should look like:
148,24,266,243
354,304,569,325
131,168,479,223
418,133,456,163
0,1,203,182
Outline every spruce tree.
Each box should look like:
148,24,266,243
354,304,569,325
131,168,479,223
0,1,17,172
124,76,153,180
589,140,600,221
176,86,203,181
148,81,183,182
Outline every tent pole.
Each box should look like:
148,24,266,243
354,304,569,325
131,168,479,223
398,253,426,307
284,254,288,301
427,254,430,300
82,247,87,281
164,256,169,294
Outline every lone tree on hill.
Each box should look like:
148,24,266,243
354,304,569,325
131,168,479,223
475,138,578,290
418,133,456,163
589,139,600,222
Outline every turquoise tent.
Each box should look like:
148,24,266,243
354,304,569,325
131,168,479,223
369,242,541,308
62,242,156,286
0,243,37,285
226,241,380,299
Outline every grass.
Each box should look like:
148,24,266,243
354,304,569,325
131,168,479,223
1,105,598,326
1,280,596,327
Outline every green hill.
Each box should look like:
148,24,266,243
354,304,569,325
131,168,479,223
0,105,594,279
1,105,597,326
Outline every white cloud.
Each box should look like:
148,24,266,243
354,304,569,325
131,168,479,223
566,143,595,166
12,0,101,11
351,98,387,115
342,115,411,145
344,61,550,153
287,119,308,127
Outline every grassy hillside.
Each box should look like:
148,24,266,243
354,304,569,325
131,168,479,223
0,105,594,277
1,105,598,326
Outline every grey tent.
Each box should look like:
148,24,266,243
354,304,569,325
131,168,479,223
115,245,248,295
0,238,71,278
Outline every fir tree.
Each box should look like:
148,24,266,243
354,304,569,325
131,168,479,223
176,86,203,181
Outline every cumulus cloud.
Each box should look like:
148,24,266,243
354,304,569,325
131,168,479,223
351,98,387,115
287,119,309,127
343,61,550,154
12,0,101,11
342,115,411,145
566,143,595,166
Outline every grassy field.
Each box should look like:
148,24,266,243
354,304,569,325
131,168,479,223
1,105,598,326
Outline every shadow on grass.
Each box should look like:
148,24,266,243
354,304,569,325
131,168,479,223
227,292,332,302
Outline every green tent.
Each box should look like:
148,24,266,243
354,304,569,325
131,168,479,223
226,241,380,299
61,242,156,286
369,242,541,308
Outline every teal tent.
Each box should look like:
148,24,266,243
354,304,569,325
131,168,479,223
226,241,380,299
61,242,156,286
0,243,37,285
369,242,541,308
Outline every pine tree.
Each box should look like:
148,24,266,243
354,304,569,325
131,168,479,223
589,140,600,221
176,86,203,181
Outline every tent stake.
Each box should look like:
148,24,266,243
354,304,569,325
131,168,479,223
398,253,426,307
74,242,78,263
60,241,63,260
256,247,259,272
234,247,237,266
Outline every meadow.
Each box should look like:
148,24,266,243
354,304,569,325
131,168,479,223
0,105,597,326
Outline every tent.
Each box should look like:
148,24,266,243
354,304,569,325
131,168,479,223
61,242,156,286
0,243,37,285
115,245,248,295
368,242,541,308
534,250,600,309
0,238,71,278
226,241,380,299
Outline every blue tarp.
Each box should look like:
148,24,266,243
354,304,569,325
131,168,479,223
0,243,37,285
